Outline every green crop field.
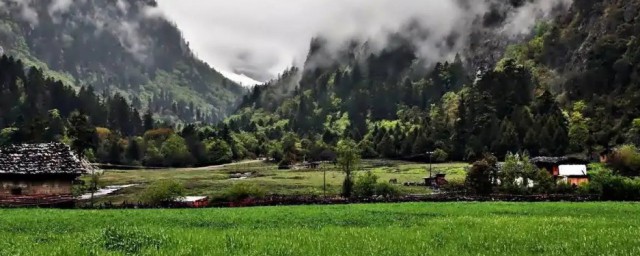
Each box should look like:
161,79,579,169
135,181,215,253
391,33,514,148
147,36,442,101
2,202,640,255
93,160,469,203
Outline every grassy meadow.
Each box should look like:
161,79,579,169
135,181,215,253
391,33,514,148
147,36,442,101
93,160,469,203
2,202,640,255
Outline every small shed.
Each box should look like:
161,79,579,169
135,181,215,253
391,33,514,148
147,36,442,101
176,196,209,208
0,143,91,206
424,174,448,188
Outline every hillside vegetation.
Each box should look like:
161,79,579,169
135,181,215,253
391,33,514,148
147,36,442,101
232,0,640,163
0,0,244,123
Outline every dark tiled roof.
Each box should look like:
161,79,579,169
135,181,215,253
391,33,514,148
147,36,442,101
530,156,589,165
0,143,89,175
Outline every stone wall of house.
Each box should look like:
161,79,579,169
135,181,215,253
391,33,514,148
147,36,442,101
0,179,74,196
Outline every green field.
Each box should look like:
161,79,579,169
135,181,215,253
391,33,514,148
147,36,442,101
95,160,469,203
2,202,640,255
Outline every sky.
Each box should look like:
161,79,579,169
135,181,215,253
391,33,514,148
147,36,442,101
156,0,572,86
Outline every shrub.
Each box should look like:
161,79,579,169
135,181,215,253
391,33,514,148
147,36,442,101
587,169,640,200
0,127,18,146
608,145,640,176
532,169,555,194
143,144,164,167
554,181,576,195
139,180,185,206
465,157,497,195
83,148,97,162
432,148,449,162
342,177,354,198
161,134,195,167
442,177,466,193
354,171,378,198
497,152,538,195
205,139,233,165
353,171,399,198
374,182,399,197
224,183,266,202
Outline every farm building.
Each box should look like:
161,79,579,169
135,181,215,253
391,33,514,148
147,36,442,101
424,174,448,188
530,156,590,186
0,143,91,206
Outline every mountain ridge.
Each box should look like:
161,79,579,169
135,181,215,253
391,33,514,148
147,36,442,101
229,0,640,162
0,0,245,123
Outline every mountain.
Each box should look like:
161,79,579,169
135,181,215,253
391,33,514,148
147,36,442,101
230,0,640,162
0,0,245,123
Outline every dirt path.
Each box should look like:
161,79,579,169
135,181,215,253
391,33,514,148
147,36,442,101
187,159,264,171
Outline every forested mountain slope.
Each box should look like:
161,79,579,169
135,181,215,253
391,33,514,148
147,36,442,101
231,0,640,163
506,0,640,151
0,0,244,123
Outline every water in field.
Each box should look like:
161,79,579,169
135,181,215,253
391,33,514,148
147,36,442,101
79,184,138,200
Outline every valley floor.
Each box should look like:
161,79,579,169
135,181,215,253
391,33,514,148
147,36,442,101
92,160,469,203
2,202,640,255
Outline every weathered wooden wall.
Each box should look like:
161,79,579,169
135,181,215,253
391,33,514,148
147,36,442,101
0,178,73,196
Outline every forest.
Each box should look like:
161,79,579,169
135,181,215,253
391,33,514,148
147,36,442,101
0,0,639,170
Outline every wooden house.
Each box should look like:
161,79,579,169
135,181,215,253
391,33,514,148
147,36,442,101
0,143,90,206
530,156,590,186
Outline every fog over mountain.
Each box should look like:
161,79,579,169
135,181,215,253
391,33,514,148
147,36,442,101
158,0,571,85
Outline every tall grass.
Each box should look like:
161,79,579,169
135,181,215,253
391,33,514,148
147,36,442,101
0,202,639,255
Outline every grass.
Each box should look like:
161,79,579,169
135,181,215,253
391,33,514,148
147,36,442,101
1,202,640,255
94,160,469,203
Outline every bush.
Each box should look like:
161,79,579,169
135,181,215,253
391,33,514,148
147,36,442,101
161,134,195,167
139,180,185,206
608,145,640,176
532,169,555,194
465,157,497,195
354,171,378,198
353,171,399,198
432,148,449,162
374,182,399,197
206,139,233,165
442,177,466,193
554,181,576,195
224,183,266,202
587,169,640,200
342,177,354,198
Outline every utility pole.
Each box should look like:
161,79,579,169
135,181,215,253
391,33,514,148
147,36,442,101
426,151,434,188
323,168,326,198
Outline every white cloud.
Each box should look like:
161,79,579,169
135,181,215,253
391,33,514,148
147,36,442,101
48,0,73,16
157,0,571,85
6,0,39,25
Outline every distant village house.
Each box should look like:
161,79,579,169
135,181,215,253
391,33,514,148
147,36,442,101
0,143,91,206
530,156,590,186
